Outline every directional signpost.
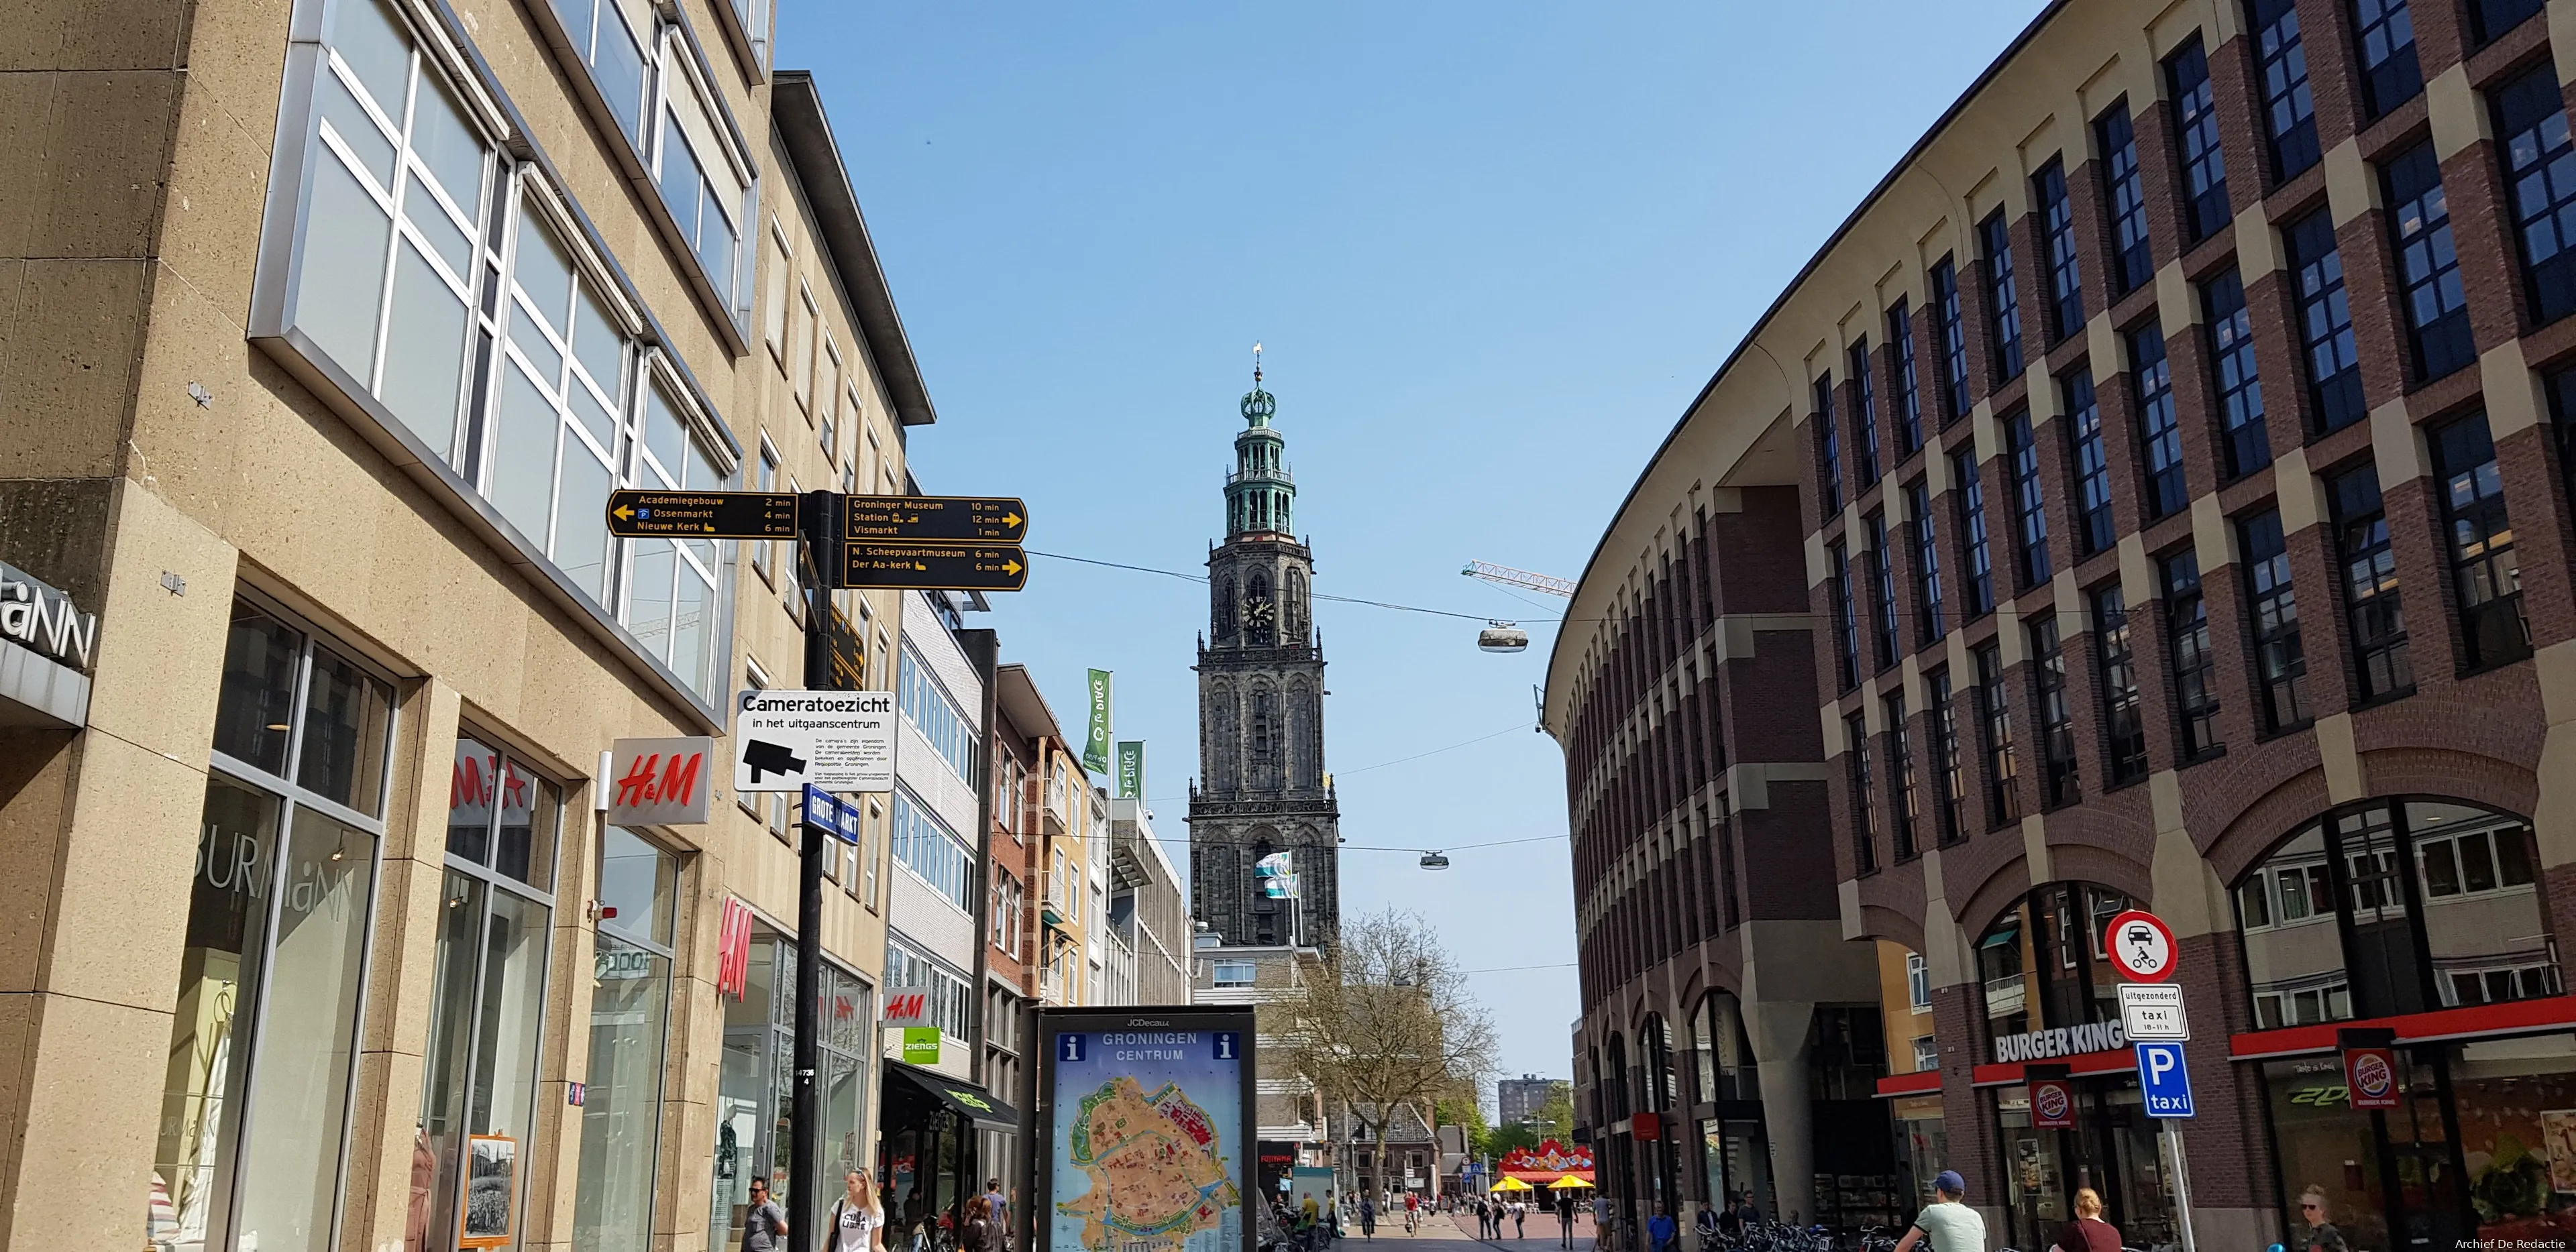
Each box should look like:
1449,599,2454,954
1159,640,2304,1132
841,543,1028,591
843,494,1028,543
610,487,1026,1239
840,495,1028,590
606,489,800,538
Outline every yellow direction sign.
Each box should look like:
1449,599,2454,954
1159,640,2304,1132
843,495,1029,545
607,490,800,538
842,543,1029,591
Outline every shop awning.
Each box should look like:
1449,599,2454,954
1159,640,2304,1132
883,1061,1019,1129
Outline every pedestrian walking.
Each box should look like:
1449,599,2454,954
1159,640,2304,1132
2298,1188,2350,1252
1557,1192,1574,1248
1359,1196,1377,1241
2051,1188,2118,1252
827,1170,885,1252
1892,1171,1985,1252
960,1197,1000,1252
983,1180,1010,1233
1731,1194,1758,1234
1648,1210,1677,1252
1513,1200,1527,1239
742,1178,790,1252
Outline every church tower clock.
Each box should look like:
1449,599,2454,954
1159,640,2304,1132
1189,358,1340,950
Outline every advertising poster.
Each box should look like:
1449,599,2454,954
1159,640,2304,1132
1041,1007,1254,1252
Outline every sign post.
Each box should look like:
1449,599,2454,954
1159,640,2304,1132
2118,911,2194,1252
613,486,1026,1241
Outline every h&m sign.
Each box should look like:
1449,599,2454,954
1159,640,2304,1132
1992,1019,2128,1064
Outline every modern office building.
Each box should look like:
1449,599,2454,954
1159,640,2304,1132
3,0,938,1247
1550,3,2576,1251
1498,1074,1572,1127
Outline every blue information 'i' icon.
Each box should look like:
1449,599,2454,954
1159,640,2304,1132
1214,1031,1240,1060
1059,1033,1085,1063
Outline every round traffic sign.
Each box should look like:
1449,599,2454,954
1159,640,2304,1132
2105,909,2178,982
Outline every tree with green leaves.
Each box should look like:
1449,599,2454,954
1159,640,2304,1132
1279,907,1499,1201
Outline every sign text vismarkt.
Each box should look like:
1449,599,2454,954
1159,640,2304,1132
843,495,1029,544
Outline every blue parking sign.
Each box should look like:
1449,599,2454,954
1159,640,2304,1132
2136,1041,2194,1118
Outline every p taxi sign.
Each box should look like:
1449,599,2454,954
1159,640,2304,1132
2136,1041,2195,1119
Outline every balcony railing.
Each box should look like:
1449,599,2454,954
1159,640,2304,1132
1044,769,1071,832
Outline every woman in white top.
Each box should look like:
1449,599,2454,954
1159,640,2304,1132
829,1169,887,1252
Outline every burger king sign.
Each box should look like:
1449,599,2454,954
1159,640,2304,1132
2344,1047,2401,1110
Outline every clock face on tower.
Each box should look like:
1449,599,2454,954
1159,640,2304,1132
1242,595,1275,632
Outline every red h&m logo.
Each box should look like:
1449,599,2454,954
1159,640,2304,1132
716,899,754,1001
615,750,703,809
885,992,928,1024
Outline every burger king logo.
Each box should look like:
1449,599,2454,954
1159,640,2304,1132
2035,1083,2072,1121
2351,1051,2395,1100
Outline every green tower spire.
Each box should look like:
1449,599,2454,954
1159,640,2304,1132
1226,344,1294,538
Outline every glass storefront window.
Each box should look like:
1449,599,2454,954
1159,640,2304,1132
420,736,559,1252
709,931,874,1252
2235,800,2556,1025
1995,1081,2180,1252
156,600,393,1252
2263,1056,2390,1252
574,828,679,1252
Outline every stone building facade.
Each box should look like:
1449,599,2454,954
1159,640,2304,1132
1,0,940,1246
1552,1,2576,1251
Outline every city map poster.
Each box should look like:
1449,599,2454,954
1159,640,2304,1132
1040,1007,1255,1252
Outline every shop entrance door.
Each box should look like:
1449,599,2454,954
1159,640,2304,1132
2376,1054,2467,1252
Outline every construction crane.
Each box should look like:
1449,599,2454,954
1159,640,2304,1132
1461,559,1576,598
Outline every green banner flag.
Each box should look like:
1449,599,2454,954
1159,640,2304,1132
1083,669,1113,775
1116,740,1144,799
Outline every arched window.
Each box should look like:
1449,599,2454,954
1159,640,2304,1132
1286,568,1307,638
1604,1033,1631,1121
2235,797,2555,1025
1250,690,1273,756
1642,1014,1676,1112
1976,881,2133,1043
1216,576,1236,638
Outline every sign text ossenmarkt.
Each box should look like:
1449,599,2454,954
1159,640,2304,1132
606,490,799,539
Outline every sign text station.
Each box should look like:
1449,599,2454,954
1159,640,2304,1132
843,495,1030,544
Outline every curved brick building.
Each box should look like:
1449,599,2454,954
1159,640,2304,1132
1547,1,2576,1249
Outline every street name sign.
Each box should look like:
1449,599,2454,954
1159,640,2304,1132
843,495,1029,544
733,689,897,793
841,543,1028,591
607,490,799,538
2118,984,2190,1041
2136,1041,2195,1118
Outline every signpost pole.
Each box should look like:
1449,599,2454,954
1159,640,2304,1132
789,490,836,1251
2164,1120,2196,1252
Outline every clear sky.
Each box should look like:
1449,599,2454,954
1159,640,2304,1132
784,1,2050,1088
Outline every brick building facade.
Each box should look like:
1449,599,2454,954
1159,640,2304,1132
1548,2,2576,1251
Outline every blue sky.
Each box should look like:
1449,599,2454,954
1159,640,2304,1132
786,1,2050,1086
